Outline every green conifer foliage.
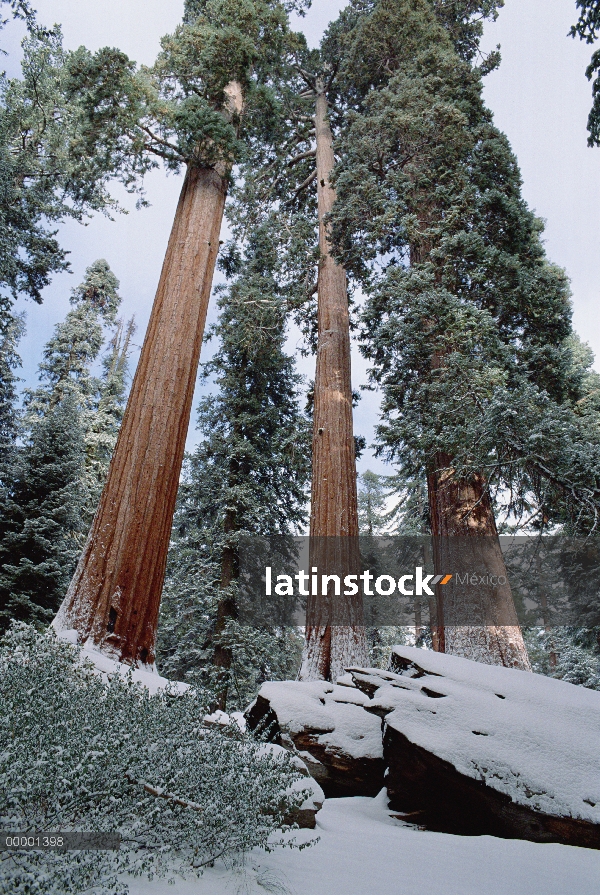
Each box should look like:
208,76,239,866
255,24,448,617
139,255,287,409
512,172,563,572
326,0,600,534
525,626,600,691
571,0,600,144
357,470,388,536
0,312,24,474
0,393,86,629
0,312,25,561
0,262,128,630
23,260,126,524
0,22,143,332
84,317,136,514
157,219,310,708
66,0,310,179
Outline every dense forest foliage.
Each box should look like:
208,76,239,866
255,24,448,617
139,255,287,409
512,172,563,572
0,0,599,697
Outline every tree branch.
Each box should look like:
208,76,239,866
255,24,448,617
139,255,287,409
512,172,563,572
286,168,316,204
287,147,316,168
124,772,204,812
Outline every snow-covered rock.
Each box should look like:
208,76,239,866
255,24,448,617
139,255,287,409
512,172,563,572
357,647,600,848
246,680,386,797
247,649,600,849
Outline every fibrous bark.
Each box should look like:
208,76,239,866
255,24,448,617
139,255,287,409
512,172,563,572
53,86,244,665
300,81,367,682
428,451,531,670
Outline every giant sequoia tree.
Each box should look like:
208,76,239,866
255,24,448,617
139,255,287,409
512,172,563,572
53,0,308,665
236,43,369,681
324,0,600,668
297,68,367,682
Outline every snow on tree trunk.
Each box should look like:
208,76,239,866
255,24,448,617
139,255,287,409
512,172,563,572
52,85,244,665
300,80,367,683
428,451,531,671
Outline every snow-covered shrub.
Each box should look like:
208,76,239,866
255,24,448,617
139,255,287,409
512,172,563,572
0,624,311,894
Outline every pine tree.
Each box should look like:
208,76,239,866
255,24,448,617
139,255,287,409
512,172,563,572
358,470,388,537
0,312,25,552
525,626,600,691
156,218,310,708
54,0,312,667
0,393,86,629
84,317,135,518
322,0,599,668
0,261,127,630
25,261,120,414
571,0,600,144
0,312,24,478
23,260,124,523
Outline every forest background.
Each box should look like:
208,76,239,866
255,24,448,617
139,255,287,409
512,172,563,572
0,0,599,707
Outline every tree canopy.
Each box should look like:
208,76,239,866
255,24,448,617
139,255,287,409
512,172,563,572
571,0,600,144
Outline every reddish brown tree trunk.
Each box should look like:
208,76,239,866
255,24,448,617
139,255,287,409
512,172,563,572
428,452,531,670
300,81,367,682
52,138,238,664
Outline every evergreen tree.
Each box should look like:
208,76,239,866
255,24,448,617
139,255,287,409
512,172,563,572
322,0,600,667
0,312,25,556
358,470,388,536
525,626,600,691
0,393,86,629
571,0,600,144
233,36,370,682
25,260,120,415
0,19,142,335
157,218,310,709
0,312,24,482
23,260,124,525
84,316,136,516
56,0,313,667
0,262,127,630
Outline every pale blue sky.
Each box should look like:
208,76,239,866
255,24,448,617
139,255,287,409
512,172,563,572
5,0,600,477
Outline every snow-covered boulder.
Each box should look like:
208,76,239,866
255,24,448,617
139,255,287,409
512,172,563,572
247,652,600,848
245,680,386,797
362,647,600,848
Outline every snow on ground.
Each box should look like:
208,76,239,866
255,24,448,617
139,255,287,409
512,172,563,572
372,647,600,822
125,792,600,895
55,628,189,695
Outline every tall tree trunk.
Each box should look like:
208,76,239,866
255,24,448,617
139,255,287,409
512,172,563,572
52,84,243,666
300,80,367,682
428,451,531,670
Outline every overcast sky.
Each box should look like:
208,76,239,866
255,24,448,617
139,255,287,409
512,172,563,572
5,0,600,476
